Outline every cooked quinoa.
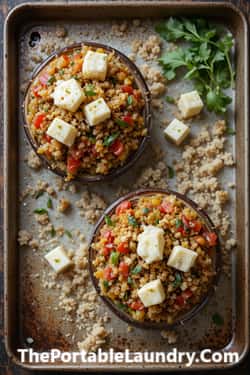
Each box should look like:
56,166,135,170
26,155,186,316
92,193,217,324
25,44,147,180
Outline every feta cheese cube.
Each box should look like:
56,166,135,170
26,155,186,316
137,225,165,264
164,118,190,146
51,78,84,112
82,50,108,81
84,98,111,126
177,90,204,119
138,279,166,307
45,246,72,273
47,117,77,147
167,245,198,272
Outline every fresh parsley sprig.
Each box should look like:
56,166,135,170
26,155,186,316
156,17,235,114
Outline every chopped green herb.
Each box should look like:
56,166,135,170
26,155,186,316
166,95,175,104
110,77,117,85
103,132,119,147
47,76,56,85
34,208,48,215
116,302,128,311
115,118,128,128
103,280,109,290
142,207,150,215
167,165,175,179
111,251,119,266
35,190,44,199
47,198,53,209
155,219,160,225
105,215,114,227
88,136,96,144
131,265,142,275
84,84,96,96
212,313,224,326
50,226,56,237
54,258,60,263
124,291,130,300
127,215,138,227
59,69,65,76
127,276,134,285
173,273,182,288
65,230,72,239
127,95,133,106
175,218,183,228
156,17,235,114
226,127,236,135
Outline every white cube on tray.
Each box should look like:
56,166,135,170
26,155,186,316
82,50,108,81
45,246,72,273
51,78,85,112
47,117,77,147
177,90,204,119
164,118,190,146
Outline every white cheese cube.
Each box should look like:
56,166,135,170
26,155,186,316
51,78,84,112
47,117,77,147
137,225,164,264
84,98,111,126
164,118,190,146
138,279,166,307
177,90,204,119
82,50,108,81
45,246,72,273
167,245,198,272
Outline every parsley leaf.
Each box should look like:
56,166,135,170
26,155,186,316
212,313,224,326
103,133,119,147
127,215,138,227
105,215,113,226
34,208,48,215
131,265,142,275
156,17,235,114
167,165,175,179
84,84,96,97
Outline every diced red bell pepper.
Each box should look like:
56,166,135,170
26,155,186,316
33,86,41,98
67,156,81,174
175,295,185,306
102,243,114,257
110,139,124,156
182,289,193,300
182,215,202,233
119,262,129,278
34,113,46,129
104,266,116,281
117,242,129,254
123,115,134,126
176,289,193,306
203,231,218,247
122,85,134,94
39,72,50,86
160,201,174,214
130,300,144,311
115,200,132,215
44,134,52,143
103,230,114,243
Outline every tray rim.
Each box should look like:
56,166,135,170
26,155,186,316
3,0,249,371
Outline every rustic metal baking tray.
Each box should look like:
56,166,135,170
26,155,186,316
3,1,249,371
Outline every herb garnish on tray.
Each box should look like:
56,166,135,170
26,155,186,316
156,17,235,114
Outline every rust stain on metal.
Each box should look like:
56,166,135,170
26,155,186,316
21,277,69,351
